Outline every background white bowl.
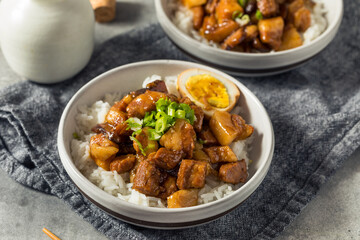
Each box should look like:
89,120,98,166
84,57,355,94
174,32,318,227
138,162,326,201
58,60,275,229
155,0,343,76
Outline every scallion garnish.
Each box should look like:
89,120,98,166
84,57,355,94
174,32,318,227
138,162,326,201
256,9,263,20
126,98,195,146
238,0,248,8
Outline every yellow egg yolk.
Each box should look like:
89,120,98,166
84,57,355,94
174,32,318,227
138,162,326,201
185,74,229,108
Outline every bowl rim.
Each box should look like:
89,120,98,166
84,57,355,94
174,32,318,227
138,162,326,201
58,59,275,215
154,0,343,57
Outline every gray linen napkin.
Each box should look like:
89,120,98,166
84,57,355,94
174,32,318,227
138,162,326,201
0,1,359,239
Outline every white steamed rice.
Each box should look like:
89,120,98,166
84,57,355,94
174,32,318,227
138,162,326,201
71,75,251,208
171,0,328,50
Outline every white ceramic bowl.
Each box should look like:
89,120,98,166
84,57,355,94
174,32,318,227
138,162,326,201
58,60,275,229
155,0,343,76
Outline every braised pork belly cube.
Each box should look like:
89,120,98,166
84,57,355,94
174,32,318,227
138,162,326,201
203,146,237,163
258,17,284,50
293,7,311,32
90,134,119,171
167,189,199,208
129,154,145,183
109,154,136,174
209,111,239,145
133,127,159,156
177,160,207,189
158,176,178,200
209,111,254,145
126,90,167,118
133,160,162,197
105,106,127,126
279,24,303,51
257,0,277,17
199,125,219,146
148,148,183,170
200,14,217,36
159,119,196,158
231,114,254,140
192,149,219,177
287,0,304,20
92,121,132,144
219,160,247,184
215,0,243,23
203,20,239,43
287,0,311,32
222,28,246,50
145,80,168,93
111,94,134,112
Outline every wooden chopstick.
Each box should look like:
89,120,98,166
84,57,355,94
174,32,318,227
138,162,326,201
42,228,61,240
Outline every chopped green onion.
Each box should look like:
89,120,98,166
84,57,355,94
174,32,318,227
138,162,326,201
256,9,263,20
127,97,196,144
232,10,243,20
130,136,146,156
147,128,162,140
125,117,143,131
175,109,186,119
73,132,80,140
238,0,248,8
235,14,250,27
144,143,156,152
198,139,205,144
155,117,167,133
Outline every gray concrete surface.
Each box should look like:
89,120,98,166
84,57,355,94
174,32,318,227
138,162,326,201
0,0,359,239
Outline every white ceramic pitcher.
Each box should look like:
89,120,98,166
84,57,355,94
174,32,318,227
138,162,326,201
0,0,95,84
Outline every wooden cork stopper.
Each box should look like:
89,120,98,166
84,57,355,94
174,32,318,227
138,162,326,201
90,0,116,23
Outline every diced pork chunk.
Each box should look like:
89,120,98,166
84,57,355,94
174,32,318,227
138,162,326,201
177,160,207,189
199,125,219,146
129,154,145,183
146,80,168,93
90,134,119,171
203,20,239,43
293,7,311,32
215,0,243,23
105,107,127,126
257,0,277,17
209,111,239,146
203,146,238,163
111,94,134,112
231,114,254,140
279,24,303,51
258,17,284,50
160,119,196,158
126,90,167,118
158,176,178,200
148,148,183,170
109,154,136,174
191,104,205,133
245,25,259,41
222,28,246,50
167,189,199,208
133,161,162,197
219,160,247,184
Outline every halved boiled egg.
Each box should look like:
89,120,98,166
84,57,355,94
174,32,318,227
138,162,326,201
177,68,240,117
